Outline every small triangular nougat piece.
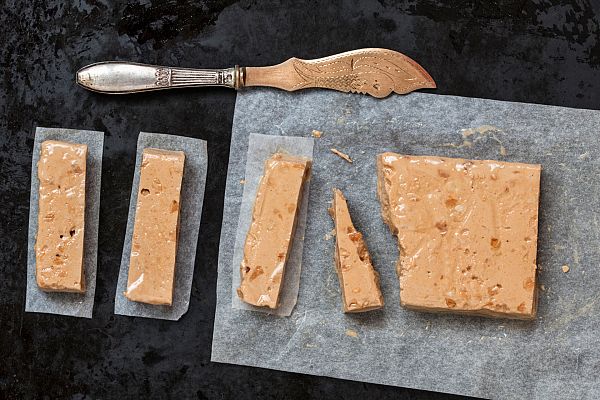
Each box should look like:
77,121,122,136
329,188,384,313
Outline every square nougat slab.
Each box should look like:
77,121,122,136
377,153,541,319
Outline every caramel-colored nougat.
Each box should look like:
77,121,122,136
36,140,88,293
377,153,541,319
330,188,384,313
125,148,185,306
237,153,311,309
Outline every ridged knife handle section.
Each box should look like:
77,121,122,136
76,62,241,93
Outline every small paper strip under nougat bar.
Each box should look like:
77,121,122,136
125,148,185,305
35,140,88,293
237,153,311,309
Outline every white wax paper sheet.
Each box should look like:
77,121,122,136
212,90,600,399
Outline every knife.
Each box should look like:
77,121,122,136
76,48,435,99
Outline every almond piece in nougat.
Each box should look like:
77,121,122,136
237,153,311,309
377,153,541,319
329,188,384,313
125,148,185,306
35,140,88,293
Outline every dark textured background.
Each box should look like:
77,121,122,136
1,1,599,399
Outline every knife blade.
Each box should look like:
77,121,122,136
76,48,435,98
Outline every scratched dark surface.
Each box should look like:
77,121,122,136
0,1,599,399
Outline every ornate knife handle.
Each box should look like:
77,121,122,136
76,62,243,93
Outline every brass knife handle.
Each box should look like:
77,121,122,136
76,61,242,93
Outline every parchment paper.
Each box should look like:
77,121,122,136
231,133,314,316
114,132,207,321
26,127,104,318
212,89,600,399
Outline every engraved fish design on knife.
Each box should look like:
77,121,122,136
76,48,436,98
